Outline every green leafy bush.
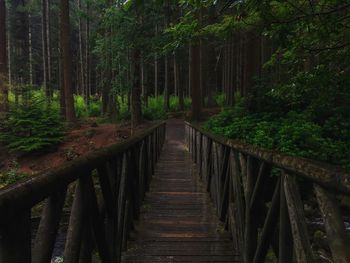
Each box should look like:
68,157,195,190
204,110,350,170
143,96,167,120
0,163,27,186
74,95,88,118
88,99,102,117
0,97,65,153
214,93,226,108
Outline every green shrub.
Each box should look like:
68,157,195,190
214,93,226,107
0,165,27,186
74,95,88,118
0,97,65,153
170,96,179,112
204,110,350,169
118,97,131,120
88,100,101,117
184,97,192,110
143,96,166,120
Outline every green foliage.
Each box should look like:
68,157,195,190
74,95,88,118
53,257,64,263
214,93,225,108
88,99,102,117
0,164,28,187
143,96,167,120
204,110,350,170
0,96,65,153
118,96,131,121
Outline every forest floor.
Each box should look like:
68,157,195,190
1,119,155,176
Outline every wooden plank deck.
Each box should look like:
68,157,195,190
122,119,240,262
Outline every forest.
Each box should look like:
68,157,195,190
0,0,349,186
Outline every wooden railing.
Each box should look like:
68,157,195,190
0,122,166,263
185,122,350,263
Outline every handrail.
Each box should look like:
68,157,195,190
0,121,166,263
185,122,350,263
186,122,350,195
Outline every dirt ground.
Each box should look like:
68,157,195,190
1,119,154,175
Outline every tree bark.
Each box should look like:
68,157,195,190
28,13,33,86
190,39,201,120
78,0,85,100
131,48,142,129
42,0,50,97
84,0,90,105
60,0,76,123
178,64,184,111
46,0,51,86
0,0,8,113
164,55,170,111
163,0,170,111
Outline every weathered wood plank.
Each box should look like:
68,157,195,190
314,185,350,263
123,120,237,262
0,209,31,263
284,173,314,263
63,179,86,263
32,189,67,263
279,175,293,263
252,178,280,263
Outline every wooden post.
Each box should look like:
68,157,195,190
314,185,350,262
284,174,314,263
33,190,67,263
0,210,31,263
279,175,293,263
63,179,86,263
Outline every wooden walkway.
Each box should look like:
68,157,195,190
122,120,239,262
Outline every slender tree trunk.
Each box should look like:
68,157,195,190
7,24,11,89
78,0,85,101
154,54,158,97
173,52,178,98
28,13,33,86
164,55,170,111
163,0,170,111
0,0,8,113
190,39,201,120
60,0,76,123
59,46,66,117
46,0,51,85
85,0,90,105
178,64,184,111
42,0,50,97
131,49,142,129
200,39,208,107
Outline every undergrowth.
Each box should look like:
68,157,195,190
203,96,350,170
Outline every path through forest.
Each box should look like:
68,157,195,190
122,119,239,262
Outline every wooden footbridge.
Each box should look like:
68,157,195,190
0,120,350,263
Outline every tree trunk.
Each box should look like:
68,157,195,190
78,0,85,101
60,0,76,123
154,53,158,97
0,0,8,113
190,40,201,120
131,49,142,129
163,0,170,111
7,23,11,89
164,55,170,111
46,0,51,87
178,64,184,111
173,52,177,98
42,0,50,97
28,13,33,86
84,0,90,105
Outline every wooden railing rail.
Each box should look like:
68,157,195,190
0,122,166,263
185,122,350,263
